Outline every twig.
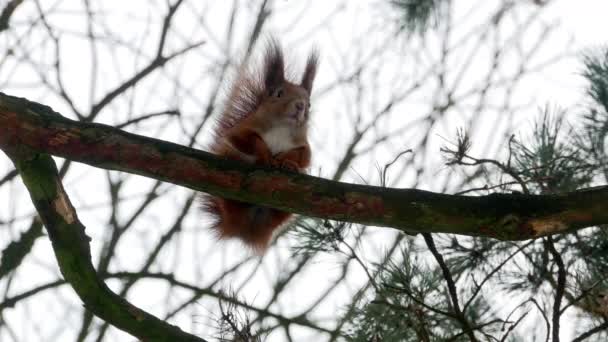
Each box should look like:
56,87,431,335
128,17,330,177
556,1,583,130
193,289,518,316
422,233,478,342
545,237,566,342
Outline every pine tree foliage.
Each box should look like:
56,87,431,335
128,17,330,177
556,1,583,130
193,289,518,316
390,0,444,33
338,41,608,341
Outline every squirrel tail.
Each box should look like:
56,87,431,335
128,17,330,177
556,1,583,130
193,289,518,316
201,195,292,252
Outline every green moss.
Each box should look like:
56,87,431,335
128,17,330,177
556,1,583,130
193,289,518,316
13,153,59,200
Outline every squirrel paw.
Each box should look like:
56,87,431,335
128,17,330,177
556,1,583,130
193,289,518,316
273,158,299,172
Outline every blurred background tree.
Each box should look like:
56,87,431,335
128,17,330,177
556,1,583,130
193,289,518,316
0,0,607,341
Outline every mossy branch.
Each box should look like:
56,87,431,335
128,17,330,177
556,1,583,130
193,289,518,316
1,91,607,242
2,148,205,341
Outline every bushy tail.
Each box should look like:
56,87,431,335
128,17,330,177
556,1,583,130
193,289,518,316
201,195,292,252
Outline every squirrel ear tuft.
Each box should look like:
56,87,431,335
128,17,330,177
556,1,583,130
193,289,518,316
301,49,318,94
263,38,285,92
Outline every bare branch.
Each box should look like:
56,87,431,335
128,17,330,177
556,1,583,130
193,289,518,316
422,233,478,341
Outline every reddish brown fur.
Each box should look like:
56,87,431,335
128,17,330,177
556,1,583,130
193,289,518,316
201,38,318,252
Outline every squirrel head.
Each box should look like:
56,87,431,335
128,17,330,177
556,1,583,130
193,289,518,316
255,40,318,128
221,39,318,131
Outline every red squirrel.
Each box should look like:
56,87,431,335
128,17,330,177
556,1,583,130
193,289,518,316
201,39,318,252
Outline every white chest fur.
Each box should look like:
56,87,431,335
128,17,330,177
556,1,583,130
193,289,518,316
262,125,297,154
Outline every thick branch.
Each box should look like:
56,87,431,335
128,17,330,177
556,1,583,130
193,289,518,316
0,0,23,32
2,147,205,341
1,92,607,240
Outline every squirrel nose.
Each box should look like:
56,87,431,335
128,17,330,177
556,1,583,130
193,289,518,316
295,101,305,111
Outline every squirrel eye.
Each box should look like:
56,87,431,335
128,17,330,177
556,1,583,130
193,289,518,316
270,87,283,98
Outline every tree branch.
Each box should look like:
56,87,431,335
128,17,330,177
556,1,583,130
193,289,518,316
422,233,478,341
0,0,23,32
2,147,205,341
1,92,607,240
546,237,566,342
